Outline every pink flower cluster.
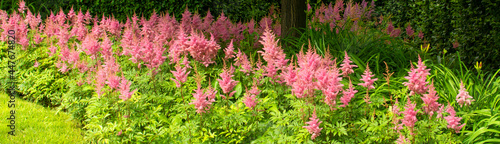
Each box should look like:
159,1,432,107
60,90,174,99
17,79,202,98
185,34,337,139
340,51,358,77
339,80,357,107
444,105,465,133
456,81,474,107
190,86,217,114
421,80,441,117
170,57,191,88
217,65,239,99
243,84,260,109
118,76,137,101
303,110,323,140
402,98,418,136
403,55,430,96
358,63,377,90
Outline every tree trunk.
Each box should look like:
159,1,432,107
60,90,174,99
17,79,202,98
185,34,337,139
281,0,306,49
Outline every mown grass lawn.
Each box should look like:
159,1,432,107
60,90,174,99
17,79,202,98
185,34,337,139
0,92,84,143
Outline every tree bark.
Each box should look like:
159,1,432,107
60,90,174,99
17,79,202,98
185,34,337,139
281,0,306,48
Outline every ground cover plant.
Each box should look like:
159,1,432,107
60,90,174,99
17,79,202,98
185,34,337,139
1,0,499,143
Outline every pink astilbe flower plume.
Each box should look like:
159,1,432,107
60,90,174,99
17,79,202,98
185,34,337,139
391,99,404,133
340,51,358,77
444,104,465,133
403,55,430,96
224,39,235,60
118,76,137,101
358,63,377,90
402,98,418,136
243,83,260,109
421,80,441,118
217,65,239,99
186,32,221,67
170,58,190,88
340,79,357,107
456,81,474,107
234,49,252,74
396,134,410,144
190,84,217,115
358,63,377,104
303,109,323,140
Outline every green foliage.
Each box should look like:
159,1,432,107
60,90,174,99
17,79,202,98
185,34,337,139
376,0,500,72
2,0,279,22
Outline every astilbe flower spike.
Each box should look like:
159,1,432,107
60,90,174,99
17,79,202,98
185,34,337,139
217,65,239,99
340,51,358,77
224,39,235,60
391,99,404,133
190,85,217,115
403,55,430,96
243,83,260,109
358,63,377,90
396,134,410,144
456,81,474,107
170,58,190,88
118,76,137,101
340,79,357,107
358,63,377,104
421,80,441,118
444,104,465,133
303,109,323,140
402,98,418,136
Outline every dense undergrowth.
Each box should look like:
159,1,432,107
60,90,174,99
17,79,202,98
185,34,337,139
0,0,499,143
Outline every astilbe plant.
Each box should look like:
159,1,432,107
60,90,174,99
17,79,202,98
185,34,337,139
339,79,357,107
444,104,465,133
186,32,221,67
303,109,323,140
170,58,190,88
190,84,217,115
402,98,418,136
243,83,260,109
234,49,252,74
403,55,430,96
224,39,235,60
118,76,137,101
456,81,474,107
217,65,239,99
340,51,358,77
358,63,377,104
421,80,441,118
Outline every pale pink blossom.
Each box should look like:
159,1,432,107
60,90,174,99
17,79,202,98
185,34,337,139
33,60,39,68
224,39,235,60
444,104,465,133
421,80,441,118
340,80,357,107
396,134,409,144
170,62,190,88
217,65,239,99
403,55,430,96
358,63,377,90
118,76,137,101
402,98,418,136
303,109,323,140
456,81,474,107
340,51,358,77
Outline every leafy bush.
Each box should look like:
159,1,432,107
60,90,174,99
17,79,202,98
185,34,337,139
1,0,499,143
376,0,500,72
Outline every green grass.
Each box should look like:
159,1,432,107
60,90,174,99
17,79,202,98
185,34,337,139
0,92,84,144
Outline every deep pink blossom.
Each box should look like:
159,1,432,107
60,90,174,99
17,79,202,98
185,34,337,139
243,85,259,109
303,110,323,140
456,81,474,107
234,49,252,74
